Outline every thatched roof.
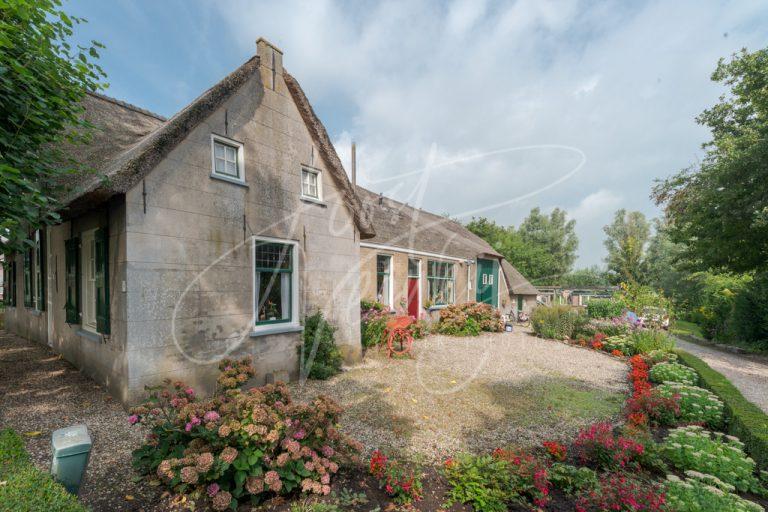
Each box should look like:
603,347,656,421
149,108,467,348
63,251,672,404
357,186,537,295
58,56,375,238
356,186,500,260
500,259,539,296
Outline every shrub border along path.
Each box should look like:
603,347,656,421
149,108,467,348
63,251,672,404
676,349,768,470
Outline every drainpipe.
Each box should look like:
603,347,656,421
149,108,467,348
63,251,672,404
351,141,356,186
466,259,474,302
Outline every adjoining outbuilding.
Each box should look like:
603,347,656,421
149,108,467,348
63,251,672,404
355,186,537,319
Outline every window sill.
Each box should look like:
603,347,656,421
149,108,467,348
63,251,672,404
428,305,450,311
299,196,327,207
76,328,102,343
250,324,303,338
210,173,249,188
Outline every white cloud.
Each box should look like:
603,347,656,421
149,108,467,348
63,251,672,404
213,0,768,266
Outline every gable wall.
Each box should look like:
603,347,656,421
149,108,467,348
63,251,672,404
122,63,361,402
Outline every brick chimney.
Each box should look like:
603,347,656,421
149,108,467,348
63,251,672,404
256,37,283,90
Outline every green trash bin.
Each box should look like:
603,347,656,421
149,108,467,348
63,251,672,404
51,424,92,495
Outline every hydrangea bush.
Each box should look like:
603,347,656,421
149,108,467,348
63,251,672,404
662,426,765,495
656,383,724,428
649,362,699,386
666,473,764,512
129,357,361,510
437,302,503,336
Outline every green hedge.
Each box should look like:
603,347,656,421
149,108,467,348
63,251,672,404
0,429,88,512
675,351,768,470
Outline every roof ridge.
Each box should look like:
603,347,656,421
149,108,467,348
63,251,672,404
86,91,167,121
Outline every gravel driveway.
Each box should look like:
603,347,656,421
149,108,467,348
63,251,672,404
0,330,161,512
292,330,628,461
674,337,768,413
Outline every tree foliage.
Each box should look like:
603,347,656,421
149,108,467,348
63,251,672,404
465,208,578,284
558,266,611,288
603,209,650,284
653,47,768,273
0,0,105,253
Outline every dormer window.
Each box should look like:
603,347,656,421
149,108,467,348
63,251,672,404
301,167,322,201
210,134,245,184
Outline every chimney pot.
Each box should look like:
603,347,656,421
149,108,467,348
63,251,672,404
256,37,283,89
351,141,357,186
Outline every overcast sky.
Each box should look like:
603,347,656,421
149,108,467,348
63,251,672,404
69,0,768,267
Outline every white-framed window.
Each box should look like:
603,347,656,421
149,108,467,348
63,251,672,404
210,134,245,183
376,254,393,307
427,260,455,306
301,167,322,200
81,228,97,331
252,236,299,331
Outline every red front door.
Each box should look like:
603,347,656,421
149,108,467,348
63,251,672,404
407,277,419,318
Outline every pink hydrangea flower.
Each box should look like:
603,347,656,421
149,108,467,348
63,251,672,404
128,414,139,425
207,483,220,497
204,411,220,422
184,387,195,397
293,429,306,440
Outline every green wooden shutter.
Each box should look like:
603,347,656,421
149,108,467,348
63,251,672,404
64,238,80,324
95,228,110,335
23,248,32,307
36,231,45,311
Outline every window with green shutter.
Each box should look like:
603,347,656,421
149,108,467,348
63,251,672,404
95,228,110,335
64,238,80,324
23,247,32,308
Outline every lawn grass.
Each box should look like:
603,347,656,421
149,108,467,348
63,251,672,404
671,319,705,339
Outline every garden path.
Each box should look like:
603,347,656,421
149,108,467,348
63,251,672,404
0,329,161,511
674,337,768,413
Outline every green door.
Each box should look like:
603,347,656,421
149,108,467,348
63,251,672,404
476,259,498,307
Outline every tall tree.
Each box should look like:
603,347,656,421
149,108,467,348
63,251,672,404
653,47,768,273
559,266,611,288
603,209,650,284
466,208,578,284
0,0,105,253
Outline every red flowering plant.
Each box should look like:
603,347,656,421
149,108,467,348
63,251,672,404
611,349,624,357
368,450,423,504
129,358,361,511
590,332,607,351
542,441,567,461
492,448,552,508
572,422,645,470
575,472,666,512
625,389,680,427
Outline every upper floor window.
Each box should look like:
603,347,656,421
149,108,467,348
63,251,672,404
301,167,322,200
211,134,244,183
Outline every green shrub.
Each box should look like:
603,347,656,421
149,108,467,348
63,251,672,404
662,426,765,494
645,350,678,365
586,298,625,319
665,473,764,512
602,335,637,356
731,272,768,349
676,350,768,470
649,362,698,386
548,463,598,495
361,301,389,348
299,311,343,380
443,454,516,512
407,319,430,339
437,302,502,336
531,305,587,340
630,330,675,354
656,382,724,429
0,429,87,512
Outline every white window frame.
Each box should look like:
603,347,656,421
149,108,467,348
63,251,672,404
251,235,300,335
376,254,393,308
210,134,245,184
300,166,323,202
80,228,98,332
